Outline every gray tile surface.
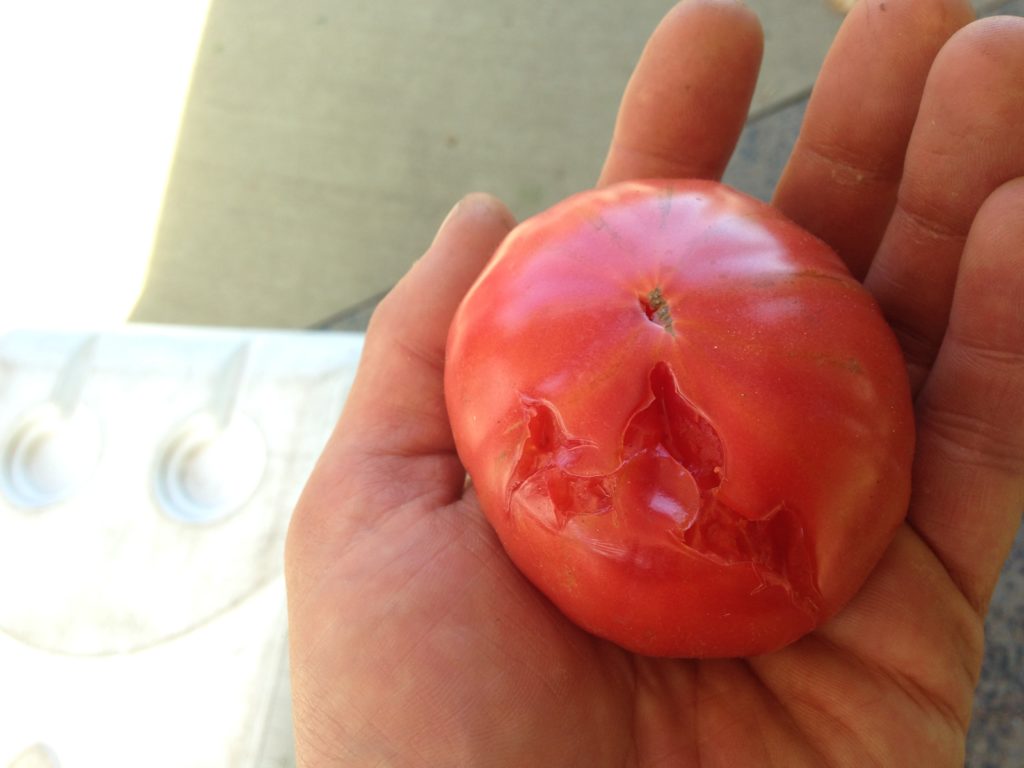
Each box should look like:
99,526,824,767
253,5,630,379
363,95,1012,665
970,524,1024,768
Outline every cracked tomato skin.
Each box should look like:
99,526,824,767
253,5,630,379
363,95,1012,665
444,179,914,658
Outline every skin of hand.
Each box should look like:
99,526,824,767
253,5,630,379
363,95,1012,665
285,1,1024,765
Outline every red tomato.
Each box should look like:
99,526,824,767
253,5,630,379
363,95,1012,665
444,180,914,657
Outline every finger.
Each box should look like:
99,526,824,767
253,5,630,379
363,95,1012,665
301,194,515,523
863,16,1024,393
908,176,1024,615
344,192,514,461
772,0,974,280
597,0,763,187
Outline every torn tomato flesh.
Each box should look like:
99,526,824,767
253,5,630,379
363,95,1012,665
509,362,821,614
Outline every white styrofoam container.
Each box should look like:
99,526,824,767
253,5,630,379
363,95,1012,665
0,325,364,767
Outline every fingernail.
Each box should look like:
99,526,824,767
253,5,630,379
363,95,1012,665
432,194,515,246
461,192,518,230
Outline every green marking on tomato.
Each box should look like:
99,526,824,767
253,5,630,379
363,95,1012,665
641,287,675,334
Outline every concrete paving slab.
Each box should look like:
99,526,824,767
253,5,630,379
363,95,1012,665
130,0,856,328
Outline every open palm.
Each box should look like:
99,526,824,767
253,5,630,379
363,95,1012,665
285,2,1024,766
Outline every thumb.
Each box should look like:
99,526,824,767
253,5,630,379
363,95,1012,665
288,193,515,571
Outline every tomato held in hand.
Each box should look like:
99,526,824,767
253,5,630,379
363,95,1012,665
444,180,914,658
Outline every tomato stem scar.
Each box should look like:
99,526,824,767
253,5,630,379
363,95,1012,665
641,287,675,334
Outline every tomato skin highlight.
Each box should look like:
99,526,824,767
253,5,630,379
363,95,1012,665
444,180,915,658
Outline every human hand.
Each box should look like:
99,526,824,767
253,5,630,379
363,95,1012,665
285,1,1024,765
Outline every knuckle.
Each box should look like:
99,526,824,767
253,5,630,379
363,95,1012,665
796,137,899,189
918,394,1024,477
